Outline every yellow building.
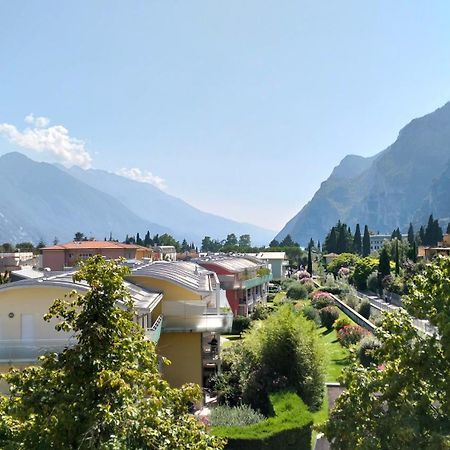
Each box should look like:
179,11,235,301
0,261,232,392
0,273,163,392
127,261,233,388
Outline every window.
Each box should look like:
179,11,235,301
21,314,34,340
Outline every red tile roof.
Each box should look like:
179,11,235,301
43,241,149,251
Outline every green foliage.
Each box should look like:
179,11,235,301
333,316,352,331
366,271,379,292
362,225,370,257
319,306,340,330
0,271,10,285
324,221,353,254
356,335,381,367
218,306,325,413
378,247,391,280
326,253,359,277
286,283,308,300
280,278,296,291
0,256,224,450
213,391,313,450
232,315,251,334
352,257,378,290
210,405,265,427
423,214,443,246
250,304,272,321
357,299,371,319
382,274,405,295
323,258,450,448
311,291,334,309
353,224,362,255
301,305,321,326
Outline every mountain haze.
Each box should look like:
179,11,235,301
66,166,274,245
277,101,450,245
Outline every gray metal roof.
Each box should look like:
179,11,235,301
130,261,216,293
196,256,261,273
0,272,162,312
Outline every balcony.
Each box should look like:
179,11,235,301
0,338,76,362
145,315,163,343
241,273,273,290
162,300,233,333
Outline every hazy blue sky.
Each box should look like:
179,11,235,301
1,1,450,231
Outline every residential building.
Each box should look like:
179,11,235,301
0,273,162,393
419,234,450,261
0,252,35,272
127,261,232,388
196,256,272,316
370,234,408,253
248,252,288,280
153,245,177,261
323,253,338,265
42,241,152,271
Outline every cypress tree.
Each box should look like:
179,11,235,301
317,240,321,251
136,233,143,246
447,222,450,234
325,227,337,253
378,247,391,279
353,224,362,255
395,239,400,276
362,225,371,257
419,226,425,245
307,245,313,276
407,223,414,245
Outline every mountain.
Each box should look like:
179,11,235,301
277,101,450,245
0,152,170,243
66,166,274,245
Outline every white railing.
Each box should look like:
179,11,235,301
0,338,76,362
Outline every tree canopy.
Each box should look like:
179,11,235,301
322,257,450,449
0,256,224,450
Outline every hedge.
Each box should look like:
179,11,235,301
212,391,313,450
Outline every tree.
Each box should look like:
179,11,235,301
362,225,371,257
307,245,313,276
1,243,14,253
447,222,450,234
280,234,296,247
74,232,85,241
225,233,238,246
322,257,450,449
378,247,391,280
269,239,280,248
143,231,152,247
423,214,443,246
324,227,337,254
0,256,224,450
390,227,402,241
180,239,190,252
352,257,378,290
15,242,35,252
238,234,251,248
353,224,362,255
395,239,400,276
419,225,426,244
326,253,360,277
136,232,143,246
407,222,415,245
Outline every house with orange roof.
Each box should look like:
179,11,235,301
42,240,152,271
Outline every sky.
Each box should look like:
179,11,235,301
1,1,450,231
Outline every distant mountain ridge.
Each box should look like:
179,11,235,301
276,101,450,245
0,152,274,245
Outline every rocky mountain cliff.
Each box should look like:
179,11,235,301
276,102,450,245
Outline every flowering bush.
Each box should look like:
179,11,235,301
295,270,311,280
319,306,340,330
336,325,370,347
312,291,333,301
311,291,334,309
333,316,352,331
338,267,351,278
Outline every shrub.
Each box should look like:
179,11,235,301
352,257,378,290
357,299,371,319
280,278,296,291
251,304,271,321
299,278,315,292
311,292,334,309
367,272,379,292
337,325,370,347
334,316,352,331
319,306,340,330
338,267,351,278
212,391,313,450
341,293,358,310
320,286,345,295
210,404,265,427
286,283,308,300
295,270,311,280
301,305,321,326
232,316,251,334
356,336,381,367
327,253,360,276
267,293,275,302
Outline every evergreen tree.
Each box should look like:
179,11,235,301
419,226,425,244
423,214,443,246
180,239,189,252
395,239,400,276
362,225,371,257
378,247,391,279
238,234,251,248
280,234,295,247
143,231,152,247
353,224,362,255
308,238,315,250
407,223,415,245
317,240,321,251
324,227,337,253
269,239,280,248
447,222,450,234
136,233,143,246
307,245,313,276
225,233,238,246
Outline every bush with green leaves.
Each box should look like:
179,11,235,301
280,278,296,291
232,315,251,334
286,283,308,300
367,271,379,292
300,277,315,292
217,305,325,413
336,324,370,347
301,305,321,326
352,257,378,290
356,335,381,367
210,404,265,427
357,299,371,319
327,253,360,276
319,306,340,330
311,291,334,309
334,316,352,331
250,303,272,321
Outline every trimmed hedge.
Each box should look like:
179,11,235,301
212,391,313,450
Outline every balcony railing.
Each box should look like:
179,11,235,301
145,315,163,343
241,273,273,290
0,338,76,362
162,300,233,333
